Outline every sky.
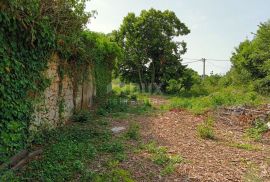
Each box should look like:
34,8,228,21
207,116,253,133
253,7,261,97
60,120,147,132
86,0,270,75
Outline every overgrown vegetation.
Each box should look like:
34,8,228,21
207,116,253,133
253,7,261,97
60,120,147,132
245,120,268,141
0,108,134,181
0,0,121,163
0,0,56,162
170,86,266,114
1,0,269,180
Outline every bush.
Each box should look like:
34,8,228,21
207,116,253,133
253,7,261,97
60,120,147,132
197,118,215,140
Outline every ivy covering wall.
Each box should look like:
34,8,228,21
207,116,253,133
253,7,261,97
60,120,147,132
0,1,121,164
0,1,55,163
81,32,122,100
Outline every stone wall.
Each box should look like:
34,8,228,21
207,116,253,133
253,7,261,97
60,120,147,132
31,54,95,132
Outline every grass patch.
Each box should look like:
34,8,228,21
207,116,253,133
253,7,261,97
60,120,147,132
245,120,268,141
79,160,135,182
169,87,267,114
125,122,140,140
13,114,133,181
197,117,215,140
141,142,183,176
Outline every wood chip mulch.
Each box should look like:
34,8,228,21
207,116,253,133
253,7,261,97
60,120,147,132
116,97,270,182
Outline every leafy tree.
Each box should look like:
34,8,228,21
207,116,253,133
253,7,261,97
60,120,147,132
230,21,270,94
166,68,201,94
115,8,190,92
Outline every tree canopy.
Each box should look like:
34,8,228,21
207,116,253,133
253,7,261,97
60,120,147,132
114,8,190,92
230,21,270,94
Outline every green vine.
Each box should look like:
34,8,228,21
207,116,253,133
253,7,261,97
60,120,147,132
0,1,120,165
0,2,55,162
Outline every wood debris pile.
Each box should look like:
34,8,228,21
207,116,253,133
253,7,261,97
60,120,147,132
216,104,270,126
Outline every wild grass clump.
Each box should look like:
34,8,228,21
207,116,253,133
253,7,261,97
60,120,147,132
125,122,140,140
142,142,184,176
245,120,268,141
197,117,215,140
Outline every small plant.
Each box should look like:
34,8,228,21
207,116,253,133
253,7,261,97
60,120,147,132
142,142,166,154
125,122,140,140
71,110,92,123
142,142,183,176
161,163,176,176
245,120,268,141
144,99,152,107
153,152,170,165
197,117,215,140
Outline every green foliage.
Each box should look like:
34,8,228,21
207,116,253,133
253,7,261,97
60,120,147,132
0,0,119,163
15,118,132,181
0,1,55,162
71,110,93,123
245,120,268,141
92,160,134,182
170,87,266,114
115,8,190,92
161,155,183,176
125,122,140,140
17,125,102,181
99,140,125,154
142,142,183,176
0,170,19,182
230,20,270,95
82,31,122,100
197,118,215,140
166,68,201,94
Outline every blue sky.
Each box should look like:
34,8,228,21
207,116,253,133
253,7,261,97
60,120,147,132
86,0,270,75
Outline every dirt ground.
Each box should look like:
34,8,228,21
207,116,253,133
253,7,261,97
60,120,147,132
111,96,270,182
